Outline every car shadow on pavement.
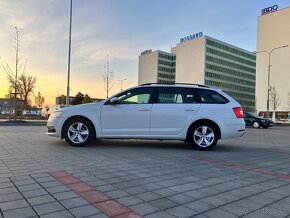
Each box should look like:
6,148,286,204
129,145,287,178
86,139,193,150
53,138,258,153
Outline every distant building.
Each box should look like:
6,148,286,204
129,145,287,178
138,35,256,112
256,6,290,119
0,98,12,115
138,50,176,84
0,98,25,115
55,95,104,105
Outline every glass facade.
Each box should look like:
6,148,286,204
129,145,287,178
205,38,256,112
157,52,176,84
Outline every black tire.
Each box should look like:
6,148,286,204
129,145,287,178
252,121,260,129
263,126,269,129
63,118,93,147
187,123,218,151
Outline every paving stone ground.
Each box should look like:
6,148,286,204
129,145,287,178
0,126,290,218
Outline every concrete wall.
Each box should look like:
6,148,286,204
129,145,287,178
171,36,206,84
138,51,158,85
256,7,290,112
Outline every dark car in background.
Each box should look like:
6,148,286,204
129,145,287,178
244,112,273,129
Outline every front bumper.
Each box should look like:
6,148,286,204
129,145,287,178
46,116,66,138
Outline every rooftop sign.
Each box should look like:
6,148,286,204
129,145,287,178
261,5,278,16
180,32,203,43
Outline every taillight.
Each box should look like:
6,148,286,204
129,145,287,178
233,107,243,118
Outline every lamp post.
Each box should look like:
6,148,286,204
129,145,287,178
255,45,288,118
66,0,73,106
118,78,127,91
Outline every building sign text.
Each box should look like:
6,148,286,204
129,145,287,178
180,32,203,43
261,5,278,16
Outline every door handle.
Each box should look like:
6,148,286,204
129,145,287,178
185,108,195,111
140,108,150,111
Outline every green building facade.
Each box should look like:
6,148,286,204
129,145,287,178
204,37,256,112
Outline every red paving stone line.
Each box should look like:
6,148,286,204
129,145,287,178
191,157,290,180
49,171,144,218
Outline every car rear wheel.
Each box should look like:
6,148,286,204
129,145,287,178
253,122,260,128
63,118,93,146
188,123,218,150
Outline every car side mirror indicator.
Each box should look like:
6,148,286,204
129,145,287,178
110,97,119,104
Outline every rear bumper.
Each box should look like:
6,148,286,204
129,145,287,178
221,118,245,139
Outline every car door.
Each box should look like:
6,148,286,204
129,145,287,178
101,87,154,136
150,87,201,135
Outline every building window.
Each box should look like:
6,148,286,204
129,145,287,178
206,56,255,73
206,47,256,67
206,39,256,61
205,64,255,80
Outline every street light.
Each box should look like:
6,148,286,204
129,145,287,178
255,45,288,118
66,0,73,106
118,78,127,91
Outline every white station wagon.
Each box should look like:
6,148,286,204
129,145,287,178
47,83,245,150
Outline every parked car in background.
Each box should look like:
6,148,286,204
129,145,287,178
244,112,273,129
47,84,245,150
47,104,66,118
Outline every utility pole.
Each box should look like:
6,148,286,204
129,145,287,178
118,78,127,91
255,45,288,118
66,0,73,106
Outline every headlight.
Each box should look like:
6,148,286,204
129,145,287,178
261,119,266,122
50,111,63,119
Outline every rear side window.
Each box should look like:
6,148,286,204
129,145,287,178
157,87,197,104
196,89,229,104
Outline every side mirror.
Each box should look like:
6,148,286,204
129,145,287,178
110,97,119,104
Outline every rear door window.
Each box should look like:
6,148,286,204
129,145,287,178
196,89,229,104
157,87,197,104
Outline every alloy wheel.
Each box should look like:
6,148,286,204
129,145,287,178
253,122,260,128
67,122,89,144
193,126,215,147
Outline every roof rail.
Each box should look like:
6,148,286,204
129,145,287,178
140,83,209,88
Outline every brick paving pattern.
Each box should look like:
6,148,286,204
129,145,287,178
50,170,143,217
0,126,290,217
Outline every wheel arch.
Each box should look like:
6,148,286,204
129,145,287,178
186,119,221,141
61,115,97,139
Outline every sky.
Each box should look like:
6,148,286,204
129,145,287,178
0,0,289,106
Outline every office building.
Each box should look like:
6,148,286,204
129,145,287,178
138,50,176,84
256,6,290,119
139,35,256,111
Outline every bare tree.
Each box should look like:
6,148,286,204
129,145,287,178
34,92,45,109
270,86,281,111
101,56,114,98
0,27,25,119
1,27,37,111
19,74,37,107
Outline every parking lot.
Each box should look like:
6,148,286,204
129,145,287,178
0,126,290,218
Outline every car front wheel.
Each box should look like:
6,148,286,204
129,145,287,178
63,118,93,146
188,123,218,150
